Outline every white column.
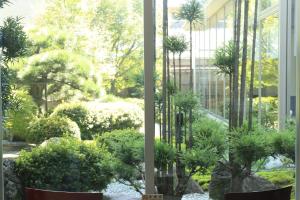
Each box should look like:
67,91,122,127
0,52,4,200
144,0,156,194
279,0,288,130
295,0,300,199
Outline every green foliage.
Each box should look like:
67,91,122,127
231,128,273,168
253,97,278,128
97,129,144,193
21,50,99,108
27,116,81,143
92,0,143,96
175,0,204,25
165,36,187,54
5,90,38,141
257,170,294,187
214,41,235,75
16,137,115,192
193,173,211,192
272,129,295,162
174,91,198,112
192,118,226,157
86,101,143,136
1,17,27,62
0,0,10,8
51,103,91,140
155,141,176,171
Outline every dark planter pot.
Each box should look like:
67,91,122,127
155,175,174,195
163,195,183,200
25,188,103,200
142,194,163,200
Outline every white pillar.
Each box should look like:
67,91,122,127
295,0,300,199
279,0,288,130
144,0,156,194
0,54,4,200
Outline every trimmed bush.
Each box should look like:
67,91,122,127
16,138,115,192
5,90,38,141
51,103,91,140
97,129,144,193
27,116,80,143
192,118,226,157
272,130,295,162
86,101,143,136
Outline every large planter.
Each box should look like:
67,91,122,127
25,188,103,200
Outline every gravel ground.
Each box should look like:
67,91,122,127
104,182,210,200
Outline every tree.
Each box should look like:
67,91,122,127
248,0,259,131
239,0,249,127
215,41,235,129
231,0,242,129
162,0,168,143
21,50,99,113
176,0,204,148
92,0,143,96
177,37,188,91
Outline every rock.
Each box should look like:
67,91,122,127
209,162,278,200
3,158,23,200
241,175,278,192
209,162,231,200
184,178,204,194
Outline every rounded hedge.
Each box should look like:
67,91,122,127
16,138,115,192
51,103,91,140
27,116,81,143
86,101,143,136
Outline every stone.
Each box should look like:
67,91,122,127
209,162,278,200
3,158,23,200
241,175,278,192
184,178,204,194
209,162,231,200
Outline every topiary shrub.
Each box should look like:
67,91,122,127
5,90,38,141
51,103,91,140
27,116,80,143
86,101,143,136
15,137,115,192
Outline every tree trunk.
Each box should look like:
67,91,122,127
173,53,176,90
44,77,48,114
179,54,182,91
162,0,168,142
231,0,242,129
188,22,193,148
229,74,233,130
230,0,242,192
239,0,249,127
248,0,258,131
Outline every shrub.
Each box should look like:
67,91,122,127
231,128,273,170
155,141,176,171
97,129,144,193
51,103,91,140
192,118,226,157
272,130,295,162
5,90,38,141
16,138,115,192
27,116,80,143
86,101,143,135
